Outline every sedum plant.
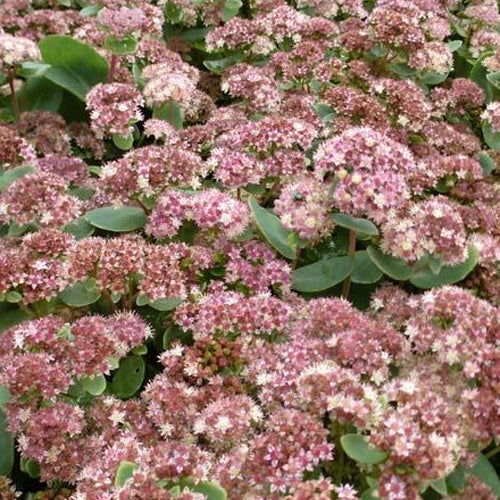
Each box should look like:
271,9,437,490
0,0,499,498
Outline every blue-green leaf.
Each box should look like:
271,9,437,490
39,36,109,101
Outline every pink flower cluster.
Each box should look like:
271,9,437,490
86,83,144,138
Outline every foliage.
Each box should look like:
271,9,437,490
0,0,498,498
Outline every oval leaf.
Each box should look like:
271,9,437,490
249,198,297,259
191,481,227,500
292,256,354,292
63,217,95,240
115,461,138,487
39,36,109,101
112,133,134,150
85,206,146,232
470,453,500,497
60,281,101,307
331,213,379,237
409,247,478,289
111,355,145,399
0,165,36,192
340,434,388,465
0,308,30,333
81,374,107,396
148,297,183,311
0,410,14,476
352,251,383,284
366,245,414,281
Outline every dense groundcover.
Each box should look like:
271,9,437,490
0,0,499,498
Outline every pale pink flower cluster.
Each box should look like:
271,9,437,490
381,197,468,265
147,189,250,240
0,32,40,68
0,171,82,228
408,41,453,75
482,102,500,133
86,83,144,138
314,127,416,223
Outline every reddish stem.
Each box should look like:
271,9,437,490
341,229,357,300
108,54,118,83
8,69,20,122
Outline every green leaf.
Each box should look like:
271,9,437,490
478,151,495,175
249,198,297,259
80,4,102,16
190,481,227,500
221,0,242,22
39,36,109,101
17,62,51,79
63,217,95,240
331,213,379,237
148,297,182,311
340,434,388,465
313,103,335,122
18,77,64,113
486,71,500,90
164,2,184,23
419,72,448,85
85,205,147,232
366,245,414,281
81,374,107,396
203,53,245,73
446,464,466,494
114,461,138,487
135,293,149,307
0,308,30,333
388,62,416,76
5,291,22,303
409,247,479,288
430,478,448,496
0,410,14,476
152,101,183,129
352,251,383,284
21,458,41,478
111,355,145,399
0,165,36,191
59,280,101,307
0,387,11,409
292,256,354,292
483,121,500,151
360,487,378,500
104,35,138,55
447,40,462,52
470,453,500,496
112,133,134,150
470,56,494,103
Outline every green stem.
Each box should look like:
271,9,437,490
486,446,500,459
341,229,357,299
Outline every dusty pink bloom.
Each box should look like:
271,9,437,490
223,63,281,112
0,32,39,69
86,83,144,138
482,102,500,133
408,41,453,74
314,127,416,222
147,189,250,240
97,6,145,38
381,197,468,264
0,171,81,227
274,176,335,240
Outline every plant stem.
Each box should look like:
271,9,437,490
291,247,302,269
341,229,357,300
108,54,118,83
486,445,500,459
7,69,20,122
